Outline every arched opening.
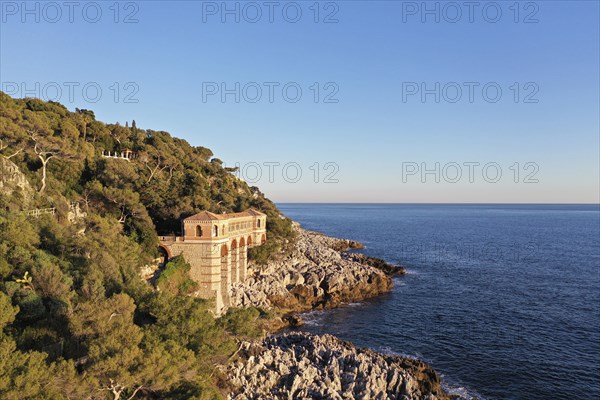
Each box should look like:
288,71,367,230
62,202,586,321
196,225,202,237
230,239,238,284
158,245,170,266
261,234,266,244
220,244,229,307
213,225,219,237
257,219,261,228
239,237,246,281
247,236,253,247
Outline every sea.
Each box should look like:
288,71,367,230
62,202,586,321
277,204,600,400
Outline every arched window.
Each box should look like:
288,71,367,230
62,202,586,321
196,225,202,237
257,219,261,228
213,225,219,237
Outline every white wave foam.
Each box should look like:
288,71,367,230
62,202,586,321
442,380,487,400
345,302,363,307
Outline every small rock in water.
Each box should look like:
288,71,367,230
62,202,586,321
283,314,304,327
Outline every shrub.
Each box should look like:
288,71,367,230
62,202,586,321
219,307,264,338
156,256,199,296
248,241,280,265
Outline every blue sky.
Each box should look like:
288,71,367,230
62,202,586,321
1,1,598,203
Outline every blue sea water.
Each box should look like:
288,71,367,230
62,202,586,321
277,204,600,400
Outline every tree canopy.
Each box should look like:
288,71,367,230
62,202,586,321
0,92,292,399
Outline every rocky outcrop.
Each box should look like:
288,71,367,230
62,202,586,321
226,332,450,400
224,228,454,400
229,225,405,312
0,158,34,206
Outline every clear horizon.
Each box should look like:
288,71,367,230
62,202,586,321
2,1,598,203
275,202,600,205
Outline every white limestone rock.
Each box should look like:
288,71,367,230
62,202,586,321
226,332,450,400
229,226,403,311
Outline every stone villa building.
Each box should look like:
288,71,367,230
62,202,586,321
159,208,266,311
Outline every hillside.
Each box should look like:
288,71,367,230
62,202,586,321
0,92,293,399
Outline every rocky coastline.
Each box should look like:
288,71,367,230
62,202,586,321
224,224,452,399
225,333,451,400
229,224,405,313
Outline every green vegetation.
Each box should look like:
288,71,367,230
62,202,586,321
248,240,281,265
156,256,199,296
0,92,294,399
